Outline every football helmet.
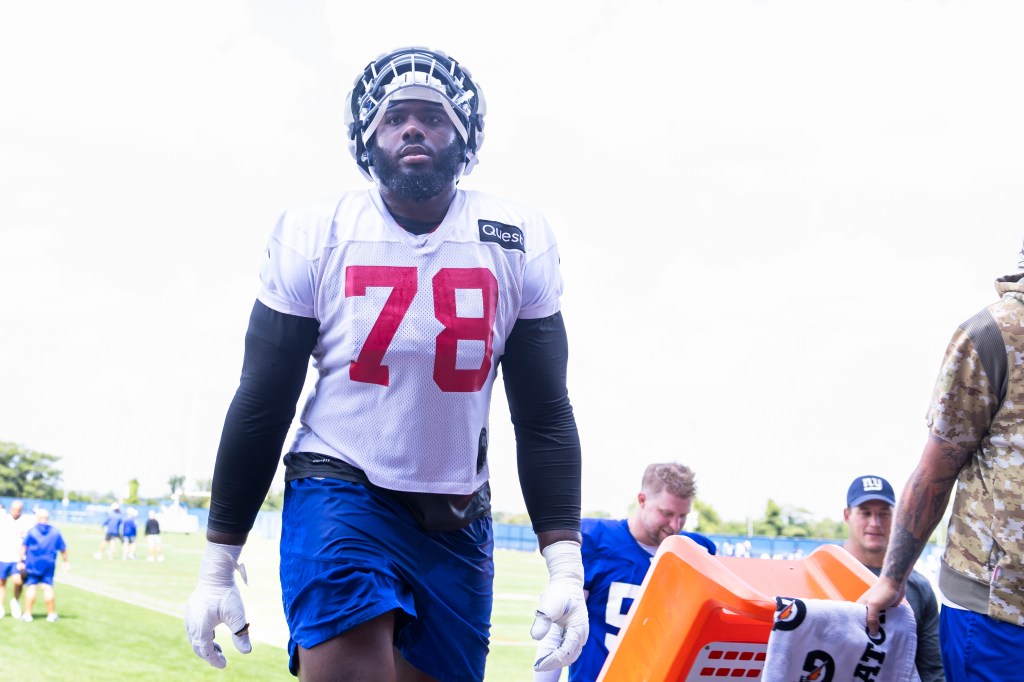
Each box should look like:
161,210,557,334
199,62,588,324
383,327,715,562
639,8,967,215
345,47,486,181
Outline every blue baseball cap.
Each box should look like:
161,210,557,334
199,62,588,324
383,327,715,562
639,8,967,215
847,475,896,508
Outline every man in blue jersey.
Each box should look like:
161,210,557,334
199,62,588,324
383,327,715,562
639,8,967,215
20,508,69,622
121,508,139,560
535,462,715,682
185,47,585,681
95,503,122,560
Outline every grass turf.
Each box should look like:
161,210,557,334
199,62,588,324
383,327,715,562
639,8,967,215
0,521,549,681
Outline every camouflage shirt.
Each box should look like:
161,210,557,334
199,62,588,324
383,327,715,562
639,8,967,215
927,272,1024,626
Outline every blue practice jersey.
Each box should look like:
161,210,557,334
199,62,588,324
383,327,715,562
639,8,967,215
122,518,137,538
23,523,66,573
570,519,716,682
102,513,122,536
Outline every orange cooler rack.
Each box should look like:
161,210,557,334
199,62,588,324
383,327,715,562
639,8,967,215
597,536,878,681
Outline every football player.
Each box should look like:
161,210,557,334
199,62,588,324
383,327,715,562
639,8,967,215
535,463,715,682
185,47,586,681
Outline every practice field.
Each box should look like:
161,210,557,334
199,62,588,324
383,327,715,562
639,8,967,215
0,522,550,681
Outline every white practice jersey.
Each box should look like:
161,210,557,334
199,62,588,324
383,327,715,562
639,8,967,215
0,513,35,563
258,188,564,494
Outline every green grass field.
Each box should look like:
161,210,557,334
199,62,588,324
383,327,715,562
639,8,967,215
0,523,550,681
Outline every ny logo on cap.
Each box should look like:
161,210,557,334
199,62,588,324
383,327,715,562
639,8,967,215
861,477,884,492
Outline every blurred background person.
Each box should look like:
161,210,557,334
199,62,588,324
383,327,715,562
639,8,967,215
0,500,35,619
121,508,139,560
95,502,122,560
20,508,69,622
145,509,163,562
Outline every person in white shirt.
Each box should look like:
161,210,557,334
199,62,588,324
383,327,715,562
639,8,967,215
0,500,35,619
185,47,585,681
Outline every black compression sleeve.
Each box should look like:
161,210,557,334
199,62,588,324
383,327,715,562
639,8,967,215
207,301,318,535
500,312,582,534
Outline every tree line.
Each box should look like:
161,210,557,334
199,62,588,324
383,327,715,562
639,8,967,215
3,440,847,537
494,497,846,539
1,440,281,511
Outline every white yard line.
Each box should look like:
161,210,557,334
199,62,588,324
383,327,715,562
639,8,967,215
57,573,290,648
57,575,536,648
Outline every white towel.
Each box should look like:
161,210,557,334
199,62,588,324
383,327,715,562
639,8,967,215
761,597,920,682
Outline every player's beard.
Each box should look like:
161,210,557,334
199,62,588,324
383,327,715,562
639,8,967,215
370,137,464,202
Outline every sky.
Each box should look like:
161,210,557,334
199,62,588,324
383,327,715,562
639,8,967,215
2,0,1023,524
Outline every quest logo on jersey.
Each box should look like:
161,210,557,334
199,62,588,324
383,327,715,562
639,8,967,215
478,220,525,252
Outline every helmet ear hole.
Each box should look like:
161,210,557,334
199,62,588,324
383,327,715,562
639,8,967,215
345,47,487,181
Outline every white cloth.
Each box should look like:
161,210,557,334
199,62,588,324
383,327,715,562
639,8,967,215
762,597,920,682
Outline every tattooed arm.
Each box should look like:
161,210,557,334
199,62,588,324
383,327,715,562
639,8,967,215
858,433,970,634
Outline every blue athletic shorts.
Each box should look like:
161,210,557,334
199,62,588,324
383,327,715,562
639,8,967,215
940,605,1024,682
280,477,494,682
24,563,55,586
0,561,17,580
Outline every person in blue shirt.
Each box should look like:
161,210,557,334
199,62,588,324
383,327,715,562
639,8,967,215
535,462,716,682
95,503,122,560
20,508,69,622
121,508,139,560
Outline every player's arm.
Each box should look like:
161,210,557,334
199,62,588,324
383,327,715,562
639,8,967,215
501,311,581,546
206,300,318,544
859,433,969,633
186,300,317,668
500,311,587,673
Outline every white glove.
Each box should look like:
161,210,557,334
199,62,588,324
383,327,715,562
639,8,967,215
533,626,568,681
531,541,588,672
184,542,252,669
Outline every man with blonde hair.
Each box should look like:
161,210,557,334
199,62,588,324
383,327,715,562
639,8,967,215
536,462,715,682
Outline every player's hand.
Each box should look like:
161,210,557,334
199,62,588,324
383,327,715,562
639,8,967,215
61,561,70,574
531,541,588,672
184,542,252,669
857,575,905,636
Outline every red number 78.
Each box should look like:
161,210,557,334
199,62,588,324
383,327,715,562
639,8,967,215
345,265,498,393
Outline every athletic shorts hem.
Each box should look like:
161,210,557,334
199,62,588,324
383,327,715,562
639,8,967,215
25,569,55,586
287,602,406,677
288,600,410,651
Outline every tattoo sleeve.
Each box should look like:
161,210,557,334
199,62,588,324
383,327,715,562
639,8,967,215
881,435,970,583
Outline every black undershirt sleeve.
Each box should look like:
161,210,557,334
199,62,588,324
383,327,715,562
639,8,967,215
500,311,582,534
207,301,319,535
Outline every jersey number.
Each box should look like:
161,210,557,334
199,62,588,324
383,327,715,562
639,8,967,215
345,266,498,392
604,581,642,651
